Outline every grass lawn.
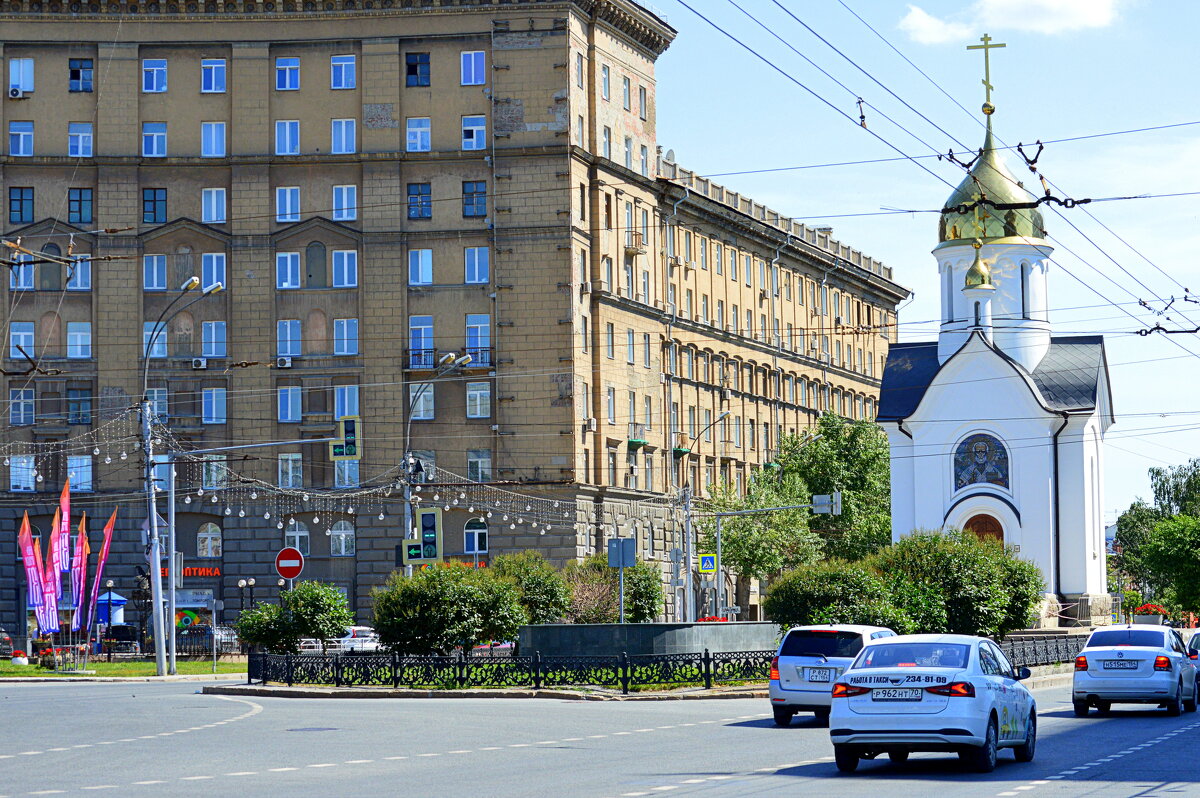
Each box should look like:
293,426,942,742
0,659,247,678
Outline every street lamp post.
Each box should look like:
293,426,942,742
247,578,255,608
277,578,286,606
237,579,247,614
678,410,729,622
104,579,113,662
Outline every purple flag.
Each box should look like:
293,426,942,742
31,538,52,634
57,479,71,574
41,520,60,634
85,510,117,636
70,514,89,632
17,512,42,608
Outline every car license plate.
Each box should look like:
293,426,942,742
807,667,832,682
871,688,923,701
1103,659,1138,669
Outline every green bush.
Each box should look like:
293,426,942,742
371,567,526,655
762,561,914,633
235,603,300,654
563,554,663,623
491,551,571,624
234,580,352,654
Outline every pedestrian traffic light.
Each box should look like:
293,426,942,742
402,508,442,567
330,416,361,461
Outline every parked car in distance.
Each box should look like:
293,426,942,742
1073,624,1197,716
178,625,240,654
0,625,13,658
829,634,1036,773
300,626,380,653
769,625,896,727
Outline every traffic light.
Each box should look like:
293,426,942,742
330,416,361,461
402,508,442,567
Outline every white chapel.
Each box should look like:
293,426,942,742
876,41,1114,625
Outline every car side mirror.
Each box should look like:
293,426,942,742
1189,651,1197,660
1015,666,1032,681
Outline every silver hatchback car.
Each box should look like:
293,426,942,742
1073,625,1198,716
769,624,896,726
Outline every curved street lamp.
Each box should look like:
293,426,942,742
677,409,730,622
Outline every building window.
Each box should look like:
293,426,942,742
278,453,303,487
202,321,226,357
142,59,167,92
461,50,485,85
9,321,33,357
68,188,93,224
621,75,631,110
275,120,299,155
330,520,355,556
334,384,358,419
642,333,651,368
142,188,166,223
638,85,647,119
9,388,34,426
156,454,175,502
409,382,434,420
331,118,356,154
408,316,433,367
67,322,92,359
68,122,93,157
9,455,35,492
405,52,430,87
144,254,166,290
143,321,167,358
333,318,359,355
332,250,357,287
202,252,225,290
200,58,225,93
67,388,92,424
330,54,355,89
406,248,433,286
201,122,225,157
275,56,299,90
8,187,32,225
626,329,635,364
277,319,301,356
466,314,490,363
602,126,611,159
405,117,430,152
600,65,610,100
276,252,300,289
201,187,226,224
606,386,616,423
144,386,167,422
605,323,615,358
8,57,34,94
623,136,632,169
9,121,33,157
202,388,226,424
467,449,492,482
466,381,490,418
407,183,431,219
334,459,359,488
461,115,486,150
465,518,488,554
332,185,357,220
277,386,301,423
286,520,310,556
276,186,300,222
640,145,649,176
464,246,489,283
69,58,93,92
197,523,222,558
142,122,167,157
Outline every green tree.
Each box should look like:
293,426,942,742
1113,499,1167,592
491,551,571,624
371,567,526,655
563,554,662,623
284,580,355,652
762,560,914,633
235,603,301,654
1142,515,1200,611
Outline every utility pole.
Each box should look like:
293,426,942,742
142,400,166,676
682,484,694,622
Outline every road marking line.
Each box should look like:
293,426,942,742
680,779,706,784
383,756,407,761
613,732,632,736
133,780,165,785
534,741,558,745
46,748,69,752
418,752,442,756
28,791,66,795
651,787,679,792
18,751,42,756
345,759,375,763
656,725,676,729
225,772,257,776
479,746,502,750
698,721,716,724
620,793,649,797
269,768,298,772
180,776,214,781
80,788,117,791
587,734,608,738
306,764,336,768
508,744,531,748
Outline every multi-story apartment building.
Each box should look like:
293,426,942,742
0,0,907,633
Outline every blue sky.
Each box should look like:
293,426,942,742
654,0,1200,522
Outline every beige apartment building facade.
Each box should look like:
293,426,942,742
0,0,907,630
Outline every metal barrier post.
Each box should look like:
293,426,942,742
702,648,713,690
619,652,630,695
533,651,542,690
286,654,294,687
392,652,400,689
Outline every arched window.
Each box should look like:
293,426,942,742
330,520,355,557
1020,262,1031,319
305,241,327,288
286,520,310,556
953,433,1010,490
39,244,62,290
306,308,329,354
465,518,488,554
197,522,222,558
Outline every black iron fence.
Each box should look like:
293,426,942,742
1001,634,1091,669
249,649,774,694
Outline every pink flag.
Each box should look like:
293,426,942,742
70,514,89,632
31,538,53,634
85,509,118,635
57,479,71,574
46,508,63,600
17,513,43,609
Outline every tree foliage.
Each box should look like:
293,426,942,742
233,580,352,654
235,603,301,654
762,561,915,633
1142,515,1200,611
562,554,662,623
371,567,526,655
491,551,571,624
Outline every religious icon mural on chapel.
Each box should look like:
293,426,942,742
954,433,1009,490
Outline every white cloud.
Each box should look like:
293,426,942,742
901,0,1122,43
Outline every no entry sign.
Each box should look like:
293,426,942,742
275,547,305,580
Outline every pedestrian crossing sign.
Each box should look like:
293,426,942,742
699,554,716,574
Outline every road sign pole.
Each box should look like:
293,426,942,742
619,565,625,624
715,515,724,620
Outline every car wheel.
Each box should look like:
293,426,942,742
1167,683,1184,717
813,708,831,727
1186,683,1198,713
1073,700,1090,717
965,717,998,773
888,750,909,764
1095,701,1111,715
772,707,794,727
1013,713,1036,762
834,745,859,773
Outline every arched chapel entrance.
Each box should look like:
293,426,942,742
964,513,1003,543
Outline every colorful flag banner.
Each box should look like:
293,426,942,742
57,478,71,574
85,509,118,635
17,512,43,609
70,514,90,632
41,521,61,634
31,539,53,634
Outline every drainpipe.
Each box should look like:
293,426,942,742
1051,412,1070,598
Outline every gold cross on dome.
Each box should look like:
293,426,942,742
967,33,1006,106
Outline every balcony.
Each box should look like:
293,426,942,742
464,347,493,368
405,348,437,369
624,230,647,256
671,431,691,458
627,422,649,449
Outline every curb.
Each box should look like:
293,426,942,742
0,674,247,683
204,684,770,701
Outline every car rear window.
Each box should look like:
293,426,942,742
1088,629,1165,648
780,630,864,658
854,643,971,669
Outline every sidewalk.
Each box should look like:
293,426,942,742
0,673,248,683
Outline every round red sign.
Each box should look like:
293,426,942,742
275,547,305,580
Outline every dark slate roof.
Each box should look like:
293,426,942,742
877,335,1106,421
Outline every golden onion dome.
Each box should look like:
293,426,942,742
963,240,995,289
938,123,1047,244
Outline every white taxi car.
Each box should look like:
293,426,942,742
829,634,1035,773
769,625,895,726
1072,624,1197,716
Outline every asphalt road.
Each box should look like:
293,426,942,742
1,680,1197,797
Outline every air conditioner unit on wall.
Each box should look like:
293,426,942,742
580,281,592,294
191,358,208,370
276,356,293,369
7,87,26,100
585,417,598,432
